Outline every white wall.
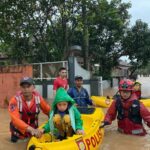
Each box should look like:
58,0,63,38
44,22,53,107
137,75,150,97
47,85,54,99
35,85,53,100
35,85,42,95
82,84,91,96
74,58,91,79
102,80,111,89
74,57,91,95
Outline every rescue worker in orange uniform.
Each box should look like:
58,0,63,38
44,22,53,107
8,77,50,142
101,79,150,136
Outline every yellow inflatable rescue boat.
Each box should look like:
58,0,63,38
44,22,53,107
27,107,104,150
91,96,113,108
140,98,150,107
91,96,150,108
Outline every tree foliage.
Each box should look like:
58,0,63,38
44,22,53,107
123,20,150,75
88,0,131,78
0,0,81,62
0,0,150,78
138,62,150,75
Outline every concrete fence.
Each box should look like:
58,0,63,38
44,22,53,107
0,56,121,107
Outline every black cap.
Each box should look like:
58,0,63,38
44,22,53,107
75,75,83,80
20,77,34,86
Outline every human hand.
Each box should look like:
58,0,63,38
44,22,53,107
100,121,110,128
105,96,111,105
33,129,44,138
76,129,85,135
92,101,96,106
26,126,44,138
26,126,36,136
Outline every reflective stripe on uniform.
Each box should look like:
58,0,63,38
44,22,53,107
15,95,40,114
15,96,22,113
35,96,40,113
118,128,143,134
131,129,143,134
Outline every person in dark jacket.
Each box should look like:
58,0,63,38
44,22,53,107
101,79,150,136
68,76,93,107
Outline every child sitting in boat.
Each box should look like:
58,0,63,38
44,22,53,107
40,88,84,140
133,81,142,99
101,79,150,136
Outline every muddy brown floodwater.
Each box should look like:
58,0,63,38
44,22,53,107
0,108,48,150
0,76,150,150
101,76,150,150
1,108,150,150
100,108,150,150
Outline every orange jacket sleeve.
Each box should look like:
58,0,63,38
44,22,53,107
8,97,29,134
39,96,51,115
8,95,50,134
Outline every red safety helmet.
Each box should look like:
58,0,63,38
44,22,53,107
119,79,134,91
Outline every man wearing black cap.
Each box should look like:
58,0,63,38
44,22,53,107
68,75,93,107
8,77,50,142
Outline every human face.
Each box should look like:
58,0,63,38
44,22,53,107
59,69,67,78
20,83,34,98
56,102,68,112
120,90,132,100
75,79,83,88
134,84,141,91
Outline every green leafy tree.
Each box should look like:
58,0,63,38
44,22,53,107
138,62,150,75
123,20,150,76
2,0,148,80
88,0,131,78
0,0,84,63
0,0,52,63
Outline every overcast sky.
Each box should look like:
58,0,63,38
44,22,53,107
122,0,150,26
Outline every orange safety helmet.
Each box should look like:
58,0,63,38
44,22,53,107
119,79,134,91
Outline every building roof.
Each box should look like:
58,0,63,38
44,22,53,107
118,60,131,67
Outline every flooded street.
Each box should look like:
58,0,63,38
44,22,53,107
101,108,150,150
0,108,48,150
101,76,150,150
0,76,150,150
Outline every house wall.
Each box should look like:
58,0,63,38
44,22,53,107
0,65,32,107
